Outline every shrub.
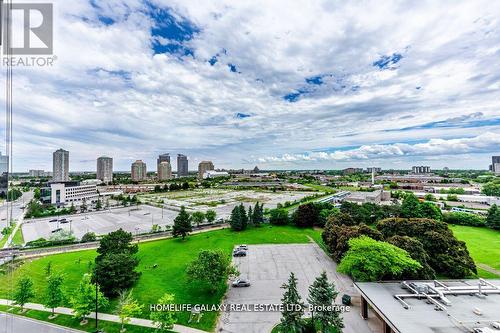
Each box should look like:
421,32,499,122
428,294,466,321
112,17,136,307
443,212,485,227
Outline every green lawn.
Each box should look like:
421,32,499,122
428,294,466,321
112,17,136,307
11,226,24,246
449,225,500,277
304,183,336,193
0,305,158,333
0,225,322,331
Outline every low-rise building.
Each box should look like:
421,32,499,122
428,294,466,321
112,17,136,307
50,182,98,206
355,279,500,333
203,170,229,179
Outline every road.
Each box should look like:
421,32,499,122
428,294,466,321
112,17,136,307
0,191,32,248
0,312,82,333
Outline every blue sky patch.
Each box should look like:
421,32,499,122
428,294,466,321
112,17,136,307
228,63,240,73
373,53,403,69
147,2,200,56
235,113,251,119
305,75,324,85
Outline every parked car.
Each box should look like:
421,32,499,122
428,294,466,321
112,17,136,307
49,219,58,223
236,244,248,250
233,249,247,257
232,278,251,287
52,228,63,233
59,220,70,224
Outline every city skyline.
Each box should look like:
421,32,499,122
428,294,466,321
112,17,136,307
2,0,500,171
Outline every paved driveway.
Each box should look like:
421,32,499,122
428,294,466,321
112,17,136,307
0,313,82,333
218,243,373,333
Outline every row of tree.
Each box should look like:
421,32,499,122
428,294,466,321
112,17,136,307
13,271,175,332
279,271,343,333
229,202,264,231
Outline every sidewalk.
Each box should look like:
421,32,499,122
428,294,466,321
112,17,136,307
0,299,206,333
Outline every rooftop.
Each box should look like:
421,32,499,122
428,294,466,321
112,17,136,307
355,279,500,333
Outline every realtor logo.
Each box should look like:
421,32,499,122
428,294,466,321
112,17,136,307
2,3,53,55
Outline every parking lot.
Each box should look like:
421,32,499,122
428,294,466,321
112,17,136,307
219,243,374,333
22,205,176,243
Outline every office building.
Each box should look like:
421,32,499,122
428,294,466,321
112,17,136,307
411,165,431,174
0,152,8,175
158,161,172,180
50,181,98,206
366,167,381,173
53,149,69,182
198,161,214,179
157,153,170,165
177,154,188,177
131,160,147,181
97,156,113,183
491,156,500,174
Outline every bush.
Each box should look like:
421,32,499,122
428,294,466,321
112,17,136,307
269,208,289,225
443,212,485,227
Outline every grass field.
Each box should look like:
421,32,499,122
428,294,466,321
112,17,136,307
0,225,322,331
449,225,500,278
0,305,158,333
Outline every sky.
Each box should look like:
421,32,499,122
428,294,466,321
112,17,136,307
2,0,500,172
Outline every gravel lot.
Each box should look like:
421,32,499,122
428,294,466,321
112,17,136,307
218,243,373,333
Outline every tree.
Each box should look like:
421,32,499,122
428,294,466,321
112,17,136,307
44,274,65,317
191,211,205,228
33,187,41,200
322,222,383,261
93,229,141,297
376,218,477,278
13,277,35,312
116,290,143,332
81,232,97,243
71,274,108,323
69,202,76,214
229,204,247,231
95,197,102,210
150,293,177,332
205,209,216,224
338,236,422,281
307,271,343,333
186,250,237,293
486,204,500,230
280,272,305,332
248,206,253,225
386,235,435,279
482,181,500,196
269,208,289,225
80,198,87,213
172,206,192,240
293,203,318,227
401,194,421,218
252,202,264,226
419,202,442,220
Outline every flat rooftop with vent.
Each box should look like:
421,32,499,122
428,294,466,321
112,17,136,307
355,279,500,333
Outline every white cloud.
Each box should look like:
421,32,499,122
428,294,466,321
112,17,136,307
1,0,500,171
